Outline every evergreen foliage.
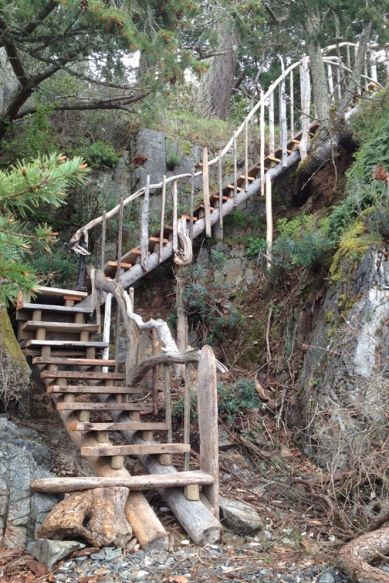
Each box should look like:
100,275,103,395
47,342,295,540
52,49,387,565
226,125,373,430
0,153,88,304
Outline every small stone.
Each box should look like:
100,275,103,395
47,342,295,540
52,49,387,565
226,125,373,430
219,497,262,535
159,507,170,512
264,530,273,540
134,570,149,579
28,539,85,570
91,550,106,560
180,539,190,546
317,571,336,583
104,547,122,560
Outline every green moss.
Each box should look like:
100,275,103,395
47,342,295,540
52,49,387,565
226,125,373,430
329,220,377,282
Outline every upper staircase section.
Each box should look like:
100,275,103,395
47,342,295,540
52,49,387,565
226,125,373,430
69,42,387,293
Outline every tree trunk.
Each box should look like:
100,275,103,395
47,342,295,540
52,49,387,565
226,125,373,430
196,15,239,120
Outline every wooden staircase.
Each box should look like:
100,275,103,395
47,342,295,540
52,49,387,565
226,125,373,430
18,286,221,547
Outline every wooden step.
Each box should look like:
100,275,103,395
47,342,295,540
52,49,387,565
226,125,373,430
196,204,215,211
33,357,116,367
31,470,214,493
56,402,153,412
48,385,142,395
149,236,169,243
16,302,92,314
22,321,99,333
227,184,243,192
41,370,125,380
211,194,230,201
25,340,108,349
266,155,281,163
68,421,169,432
104,261,132,272
80,443,190,457
35,286,88,299
180,214,197,222
239,175,255,182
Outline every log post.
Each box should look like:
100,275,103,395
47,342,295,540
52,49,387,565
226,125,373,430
289,70,294,137
160,364,173,466
189,169,195,241
268,91,275,157
279,75,288,167
212,153,224,240
244,121,249,191
233,131,238,206
172,180,178,253
197,346,219,518
299,55,311,160
265,172,273,270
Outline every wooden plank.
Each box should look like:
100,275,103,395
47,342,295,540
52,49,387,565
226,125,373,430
105,261,132,270
197,346,219,518
22,321,99,333
26,340,108,348
150,236,168,244
17,303,92,314
41,370,125,379
159,174,167,263
33,357,115,366
218,153,223,233
47,385,141,394
35,286,88,298
81,443,191,457
140,175,150,271
68,421,169,432
183,365,191,472
56,402,153,412
31,471,214,494
202,147,211,237
102,292,112,371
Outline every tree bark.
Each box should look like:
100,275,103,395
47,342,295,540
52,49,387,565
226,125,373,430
338,527,389,583
196,15,239,120
305,11,330,135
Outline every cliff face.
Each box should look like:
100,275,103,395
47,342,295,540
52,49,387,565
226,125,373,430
292,249,389,471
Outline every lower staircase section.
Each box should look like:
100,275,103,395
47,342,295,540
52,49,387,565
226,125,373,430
18,285,222,548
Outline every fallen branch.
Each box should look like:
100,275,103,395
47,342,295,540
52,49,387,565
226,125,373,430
338,526,389,583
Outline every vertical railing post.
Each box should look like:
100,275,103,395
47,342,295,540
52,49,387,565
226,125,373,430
197,346,219,517
189,169,195,240
114,195,124,371
289,70,294,138
172,179,178,253
244,120,249,191
260,89,265,196
279,75,288,167
233,130,238,206
268,91,275,157
265,172,273,271
299,55,311,160
202,147,211,237
159,174,166,263
140,175,150,271
218,153,223,235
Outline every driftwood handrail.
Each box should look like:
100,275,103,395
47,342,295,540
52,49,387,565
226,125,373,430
69,41,385,250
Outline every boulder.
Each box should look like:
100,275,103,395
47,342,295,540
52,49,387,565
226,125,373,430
0,417,58,548
219,497,262,534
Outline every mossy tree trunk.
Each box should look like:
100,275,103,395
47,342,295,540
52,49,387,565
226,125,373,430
0,307,30,409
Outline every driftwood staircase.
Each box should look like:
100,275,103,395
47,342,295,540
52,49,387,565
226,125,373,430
69,41,386,301
17,285,222,549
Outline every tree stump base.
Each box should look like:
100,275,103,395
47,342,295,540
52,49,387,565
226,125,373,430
338,526,389,583
38,487,132,547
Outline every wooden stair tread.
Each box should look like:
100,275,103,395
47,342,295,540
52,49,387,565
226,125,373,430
25,340,108,348
35,286,88,298
180,214,197,222
226,184,243,192
33,357,116,366
56,402,152,412
31,471,214,493
80,443,191,457
48,385,142,394
22,321,99,333
41,370,125,380
68,421,169,432
104,261,132,270
239,175,255,182
149,236,169,243
16,303,92,314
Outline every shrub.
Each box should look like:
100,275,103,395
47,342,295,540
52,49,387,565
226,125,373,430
218,378,263,424
76,141,121,168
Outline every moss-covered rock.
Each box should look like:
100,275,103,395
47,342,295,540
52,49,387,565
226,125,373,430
0,307,30,409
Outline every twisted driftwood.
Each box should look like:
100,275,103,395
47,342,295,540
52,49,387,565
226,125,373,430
39,487,132,547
